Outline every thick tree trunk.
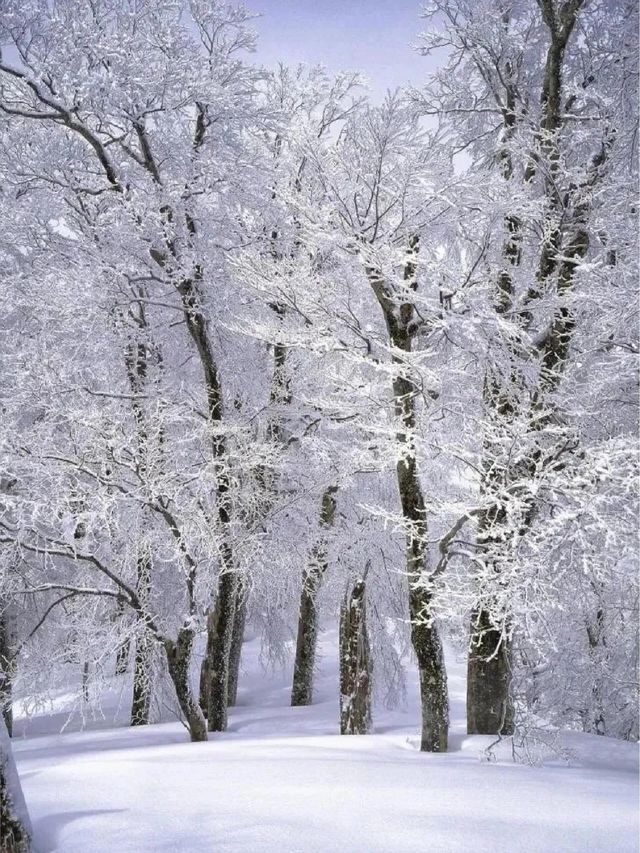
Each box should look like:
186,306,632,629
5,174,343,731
0,716,31,852
291,487,338,707
466,473,516,735
290,565,322,707
467,610,514,735
164,630,207,743
339,579,372,735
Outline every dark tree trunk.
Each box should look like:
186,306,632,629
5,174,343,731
164,629,207,743
177,278,238,736
367,241,449,752
130,544,153,726
81,662,90,702
290,566,322,707
0,717,31,853
467,610,514,735
227,582,247,708
130,635,152,727
585,597,607,736
339,579,372,735
199,655,210,719
0,604,15,737
291,487,338,707
205,565,237,732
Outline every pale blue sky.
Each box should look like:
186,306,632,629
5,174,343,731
251,0,433,99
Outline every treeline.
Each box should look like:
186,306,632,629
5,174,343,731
0,0,637,800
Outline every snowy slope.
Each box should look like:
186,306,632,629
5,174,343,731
12,630,640,853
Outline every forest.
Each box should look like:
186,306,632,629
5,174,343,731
0,1,638,851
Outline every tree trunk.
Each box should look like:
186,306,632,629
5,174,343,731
205,565,237,732
0,604,16,737
199,656,210,719
130,636,152,727
178,279,238,736
115,637,130,676
466,0,592,739
367,242,449,752
339,579,372,735
397,447,449,753
291,486,338,707
291,566,322,707
130,544,153,726
467,609,514,735
585,599,607,736
227,582,247,708
164,630,207,743
0,716,32,852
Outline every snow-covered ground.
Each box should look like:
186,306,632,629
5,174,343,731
12,630,639,853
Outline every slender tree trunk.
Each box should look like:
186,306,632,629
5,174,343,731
0,716,31,852
176,278,239,735
0,603,15,737
339,579,372,735
124,330,154,724
130,635,153,727
115,642,130,675
367,241,449,752
291,486,338,706
81,661,90,702
199,656,210,719
164,629,207,743
205,563,237,732
227,581,247,707
585,596,607,736
130,544,153,726
397,444,449,752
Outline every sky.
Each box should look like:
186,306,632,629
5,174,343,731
250,0,435,100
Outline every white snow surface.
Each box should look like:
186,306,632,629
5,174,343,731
12,630,639,853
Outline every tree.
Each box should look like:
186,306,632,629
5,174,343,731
416,0,639,736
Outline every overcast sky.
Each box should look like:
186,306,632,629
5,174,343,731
251,1,433,100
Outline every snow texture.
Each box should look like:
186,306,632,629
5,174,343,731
12,631,639,853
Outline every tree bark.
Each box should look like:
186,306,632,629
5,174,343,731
467,610,514,735
367,240,449,752
0,716,31,852
291,486,338,706
130,543,153,726
164,629,207,743
227,581,247,707
177,277,239,735
339,579,372,735
0,603,15,737
205,566,237,732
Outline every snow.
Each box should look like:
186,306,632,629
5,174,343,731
11,631,640,853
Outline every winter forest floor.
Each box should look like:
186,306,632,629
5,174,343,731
12,630,639,853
